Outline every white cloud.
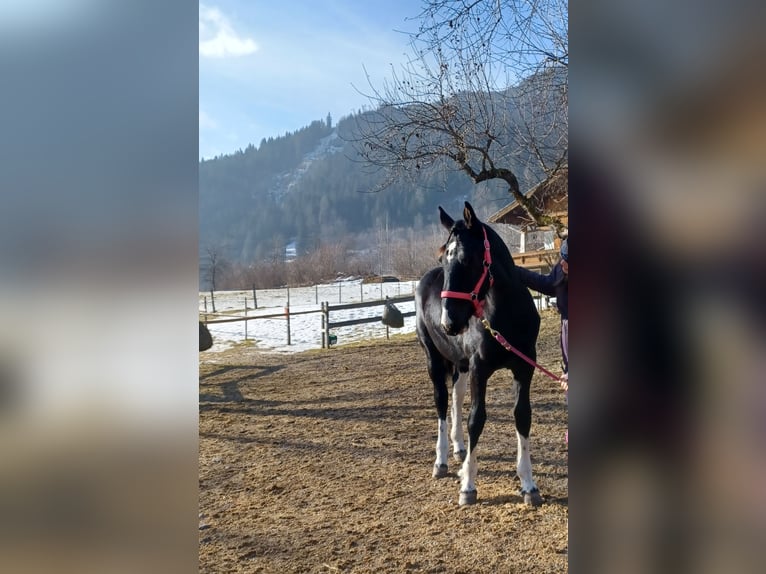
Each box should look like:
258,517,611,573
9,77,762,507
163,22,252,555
199,4,257,58
199,109,218,130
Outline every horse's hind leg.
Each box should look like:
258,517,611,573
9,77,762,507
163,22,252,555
513,376,543,506
450,368,467,462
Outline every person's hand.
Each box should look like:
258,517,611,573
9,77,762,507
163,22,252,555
560,372,568,392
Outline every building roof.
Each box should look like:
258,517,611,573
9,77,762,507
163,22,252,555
487,166,568,230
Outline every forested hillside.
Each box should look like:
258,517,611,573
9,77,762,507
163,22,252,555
199,110,542,268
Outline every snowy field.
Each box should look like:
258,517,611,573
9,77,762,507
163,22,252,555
199,279,419,354
200,278,551,354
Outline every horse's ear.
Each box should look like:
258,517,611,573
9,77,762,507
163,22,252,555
438,206,454,231
463,202,480,230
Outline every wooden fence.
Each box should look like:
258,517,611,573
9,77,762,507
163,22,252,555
202,306,319,346
201,290,549,350
513,248,560,270
200,294,416,348
320,295,415,348
201,281,416,314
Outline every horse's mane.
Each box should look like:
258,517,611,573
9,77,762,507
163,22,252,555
482,222,517,284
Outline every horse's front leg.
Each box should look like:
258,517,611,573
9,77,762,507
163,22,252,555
458,367,487,505
450,370,467,462
513,376,543,506
430,361,452,479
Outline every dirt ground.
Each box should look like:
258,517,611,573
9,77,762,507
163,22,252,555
199,310,568,573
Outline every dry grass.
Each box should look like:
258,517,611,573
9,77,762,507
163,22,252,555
200,310,568,573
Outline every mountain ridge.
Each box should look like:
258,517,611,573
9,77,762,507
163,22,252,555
199,86,560,267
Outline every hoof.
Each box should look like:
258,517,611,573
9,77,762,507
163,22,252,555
522,488,543,507
459,490,477,506
454,449,467,462
432,464,449,479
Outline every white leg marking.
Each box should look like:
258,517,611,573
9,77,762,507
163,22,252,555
516,430,538,493
511,378,538,493
435,419,449,468
459,447,478,493
450,373,467,456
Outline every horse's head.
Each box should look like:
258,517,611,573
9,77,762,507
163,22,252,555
437,202,493,335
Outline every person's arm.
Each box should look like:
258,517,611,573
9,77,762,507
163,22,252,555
516,265,559,297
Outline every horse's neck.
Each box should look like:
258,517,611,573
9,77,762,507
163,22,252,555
488,239,517,287
488,254,527,304
489,271,522,300
483,227,527,303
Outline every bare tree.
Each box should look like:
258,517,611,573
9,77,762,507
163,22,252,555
352,0,567,229
389,224,444,279
202,245,231,311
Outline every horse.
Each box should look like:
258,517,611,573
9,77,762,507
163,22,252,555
415,202,543,506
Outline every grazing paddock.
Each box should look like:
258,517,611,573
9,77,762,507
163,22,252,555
199,310,568,573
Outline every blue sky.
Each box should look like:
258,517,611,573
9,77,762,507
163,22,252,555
199,1,421,160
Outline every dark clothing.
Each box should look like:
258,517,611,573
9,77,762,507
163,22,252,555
517,263,568,320
517,263,569,373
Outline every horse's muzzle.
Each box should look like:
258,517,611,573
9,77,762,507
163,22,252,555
440,309,467,336
441,321,461,336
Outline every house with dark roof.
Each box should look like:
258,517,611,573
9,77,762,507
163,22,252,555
487,166,568,271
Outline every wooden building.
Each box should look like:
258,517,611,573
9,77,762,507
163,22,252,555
487,166,568,271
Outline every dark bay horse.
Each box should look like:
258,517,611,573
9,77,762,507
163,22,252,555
415,202,542,506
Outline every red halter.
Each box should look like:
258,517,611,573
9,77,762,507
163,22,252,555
440,225,494,317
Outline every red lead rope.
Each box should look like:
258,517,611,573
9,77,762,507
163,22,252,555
480,318,566,383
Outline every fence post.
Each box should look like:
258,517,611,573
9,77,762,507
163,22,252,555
204,297,208,314
244,298,248,340
320,301,325,348
338,283,342,304
360,282,363,302
315,285,318,304
285,306,291,346
252,284,257,309
321,302,330,348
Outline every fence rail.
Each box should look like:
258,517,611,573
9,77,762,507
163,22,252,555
326,313,417,330
199,285,549,350
325,294,412,313
203,308,318,324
